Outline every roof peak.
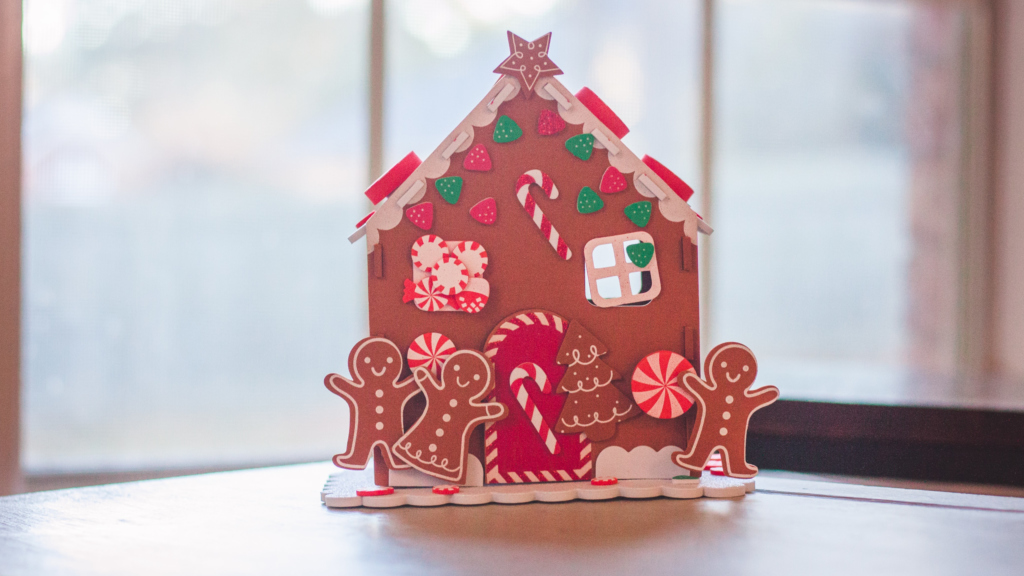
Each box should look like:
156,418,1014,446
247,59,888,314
493,31,562,97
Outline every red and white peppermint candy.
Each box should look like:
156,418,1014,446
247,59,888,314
411,277,449,312
411,234,449,272
432,485,460,495
455,278,489,313
631,351,697,419
450,241,488,278
591,477,618,486
407,332,456,377
429,254,469,296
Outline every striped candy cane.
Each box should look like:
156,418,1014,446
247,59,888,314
515,169,572,260
510,362,560,455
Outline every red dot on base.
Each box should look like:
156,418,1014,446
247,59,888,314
356,486,395,497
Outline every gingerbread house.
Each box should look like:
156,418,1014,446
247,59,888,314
341,32,722,489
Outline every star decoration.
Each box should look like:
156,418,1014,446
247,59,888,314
493,31,563,98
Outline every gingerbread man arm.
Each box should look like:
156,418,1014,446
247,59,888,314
394,372,421,391
483,401,508,420
682,370,715,394
412,366,444,394
323,373,364,466
324,373,360,416
325,372,362,394
745,385,780,407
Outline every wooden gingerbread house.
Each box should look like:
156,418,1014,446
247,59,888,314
345,32,716,488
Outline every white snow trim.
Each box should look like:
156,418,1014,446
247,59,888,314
591,128,620,156
637,173,667,200
537,77,712,240
595,445,692,479
441,131,470,160
487,83,516,112
353,77,522,252
543,82,572,109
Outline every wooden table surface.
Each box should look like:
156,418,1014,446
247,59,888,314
1,463,1022,576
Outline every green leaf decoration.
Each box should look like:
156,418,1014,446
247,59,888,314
434,176,463,205
493,115,523,143
626,242,655,268
565,133,595,160
576,186,604,214
624,201,653,227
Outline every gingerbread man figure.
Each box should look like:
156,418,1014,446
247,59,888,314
392,349,508,483
325,337,420,471
671,342,779,479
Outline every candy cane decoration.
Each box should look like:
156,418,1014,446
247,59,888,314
509,362,560,455
515,169,572,260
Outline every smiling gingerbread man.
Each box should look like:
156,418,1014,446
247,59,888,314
325,337,420,471
392,349,508,484
671,342,779,479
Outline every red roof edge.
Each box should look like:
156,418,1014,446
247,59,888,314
574,87,629,139
641,155,694,202
355,210,375,228
364,152,422,204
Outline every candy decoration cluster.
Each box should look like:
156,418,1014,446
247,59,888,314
403,235,490,314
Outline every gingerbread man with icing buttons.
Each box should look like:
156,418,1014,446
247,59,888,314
392,349,508,483
325,337,420,471
671,342,779,479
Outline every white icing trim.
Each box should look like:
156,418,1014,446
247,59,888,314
354,78,522,252
637,173,668,201
487,82,516,112
441,131,470,160
543,82,572,109
591,128,620,156
348,226,367,243
536,77,711,240
396,180,425,208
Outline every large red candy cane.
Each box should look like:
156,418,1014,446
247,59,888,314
515,170,572,260
509,362,561,455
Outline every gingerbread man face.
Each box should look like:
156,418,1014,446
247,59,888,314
440,350,493,402
706,343,757,392
350,338,404,383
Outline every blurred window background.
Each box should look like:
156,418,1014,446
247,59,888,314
18,0,998,475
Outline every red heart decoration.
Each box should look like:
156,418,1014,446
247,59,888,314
599,166,627,194
537,109,566,136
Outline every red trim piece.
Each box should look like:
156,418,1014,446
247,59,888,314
641,155,695,202
574,87,629,139
356,486,395,497
355,210,375,228
364,152,422,204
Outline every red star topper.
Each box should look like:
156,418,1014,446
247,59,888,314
493,31,563,97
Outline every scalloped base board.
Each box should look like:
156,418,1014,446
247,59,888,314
389,455,484,487
321,471,753,508
594,445,694,479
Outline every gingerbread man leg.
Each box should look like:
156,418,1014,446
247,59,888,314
719,446,758,478
334,439,408,470
671,437,716,473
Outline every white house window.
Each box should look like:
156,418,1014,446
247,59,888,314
584,232,661,308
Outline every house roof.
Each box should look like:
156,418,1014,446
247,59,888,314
349,75,712,251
